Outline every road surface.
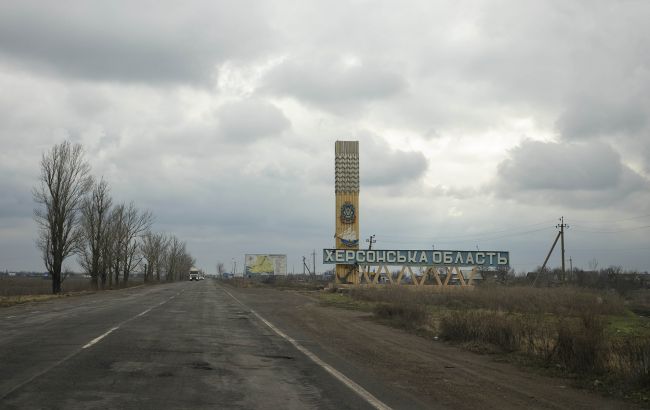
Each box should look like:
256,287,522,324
0,281,640,409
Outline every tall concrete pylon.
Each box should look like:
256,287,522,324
334,141,360,284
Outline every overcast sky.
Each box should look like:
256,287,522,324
1,1,649,274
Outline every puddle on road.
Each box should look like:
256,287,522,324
258,354,294,360
189,360,214,371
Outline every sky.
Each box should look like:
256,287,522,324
0,0,649,275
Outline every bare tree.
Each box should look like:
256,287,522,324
164,236,183,282
155,235,169,281
141,232,169,282
33,141,92,294
107,204,127,287
99,207,119,289
177,250,195,281
103,202,153,287
120,203,153,285
163,236,195,281
77,178,112,289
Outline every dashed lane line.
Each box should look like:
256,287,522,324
82,327,119,349
81,291,182,349
220,286,392,410
1,288,184,400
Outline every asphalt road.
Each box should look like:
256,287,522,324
0,281,399,409
1,281,640,410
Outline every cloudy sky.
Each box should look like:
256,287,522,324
1,0,649,274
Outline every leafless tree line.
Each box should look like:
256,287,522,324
34,141,195,294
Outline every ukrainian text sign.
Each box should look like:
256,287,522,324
323,249,509,267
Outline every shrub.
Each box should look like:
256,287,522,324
350,286,627,316
440,310,520,352
373,303,428,328
553,314,606,373
607,338,650,386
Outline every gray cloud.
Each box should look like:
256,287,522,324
217,99,290,143
1,1,649,272
0,175,33,219
498,141,621,191
556,97,648,141
261,55,406,113
495,140,648,207
0,1,275,84
359,134,428,186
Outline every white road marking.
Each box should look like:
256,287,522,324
82,327,119,349
221,287,392,410
6,315,16,319
136,307,153,318
81,293,179,349
1,287,183,400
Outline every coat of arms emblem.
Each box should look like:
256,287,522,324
340,202,355,224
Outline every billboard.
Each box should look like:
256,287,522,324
245,254,288,275
323,249,509,267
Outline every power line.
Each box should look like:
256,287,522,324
374,219,556,242
570,213,650,224
571,225,650,234
379,226,554,245
567,246,650,253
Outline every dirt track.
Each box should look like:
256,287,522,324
228,285,642,410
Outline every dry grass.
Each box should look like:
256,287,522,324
373,303,428,329
628,289,650,316
607,338,650,386
349,285,627,316
220,276,329,291
0,276,146,308
0,294,66,307
0,276,96,296
332,285,650,400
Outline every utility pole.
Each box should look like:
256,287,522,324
534,217,569,286
557,216,569,280
312,249,316,276
302,256,312,275
569,256,573,279
366,234,376,250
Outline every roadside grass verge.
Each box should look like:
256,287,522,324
320,285,650,404
219,276,330,291
0,276,149,307
0,276,96,296
319,292,375,312
628,289,650,317
0,291,100,307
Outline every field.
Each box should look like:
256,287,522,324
0,275,145,307
321,285,650,404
